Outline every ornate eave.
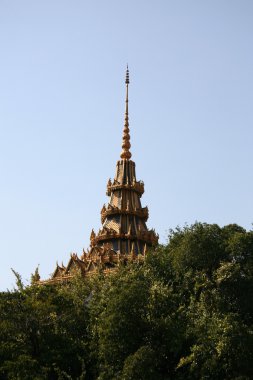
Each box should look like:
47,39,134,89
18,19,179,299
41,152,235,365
106,178,144,197
101,204,149,224
90,228,158,247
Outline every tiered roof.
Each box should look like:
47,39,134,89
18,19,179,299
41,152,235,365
40,68,158,284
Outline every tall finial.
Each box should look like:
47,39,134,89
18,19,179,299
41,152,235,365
125,64,129,84
120,66,132,160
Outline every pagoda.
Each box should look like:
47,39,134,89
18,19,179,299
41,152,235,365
40,68,158,284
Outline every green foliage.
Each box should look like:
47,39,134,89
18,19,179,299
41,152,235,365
1,222,253,379
121,346,160,380
30,266,41,285
0,276,91,379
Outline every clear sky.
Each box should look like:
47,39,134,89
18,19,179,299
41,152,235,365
0,1,253,290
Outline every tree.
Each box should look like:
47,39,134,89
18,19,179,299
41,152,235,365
0,275,91,379
1,222,253,379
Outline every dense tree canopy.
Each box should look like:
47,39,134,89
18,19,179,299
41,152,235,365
1,223,253,379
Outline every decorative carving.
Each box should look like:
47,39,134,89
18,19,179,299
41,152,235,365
90,229,96,247
101,205,149,224
106,180,144,196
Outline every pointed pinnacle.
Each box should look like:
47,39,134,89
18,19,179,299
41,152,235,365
125,65,129,84
120,66,132,160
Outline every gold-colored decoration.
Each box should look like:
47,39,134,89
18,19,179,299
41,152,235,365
120,66,131,160
39,67,158,285
106,179,144,197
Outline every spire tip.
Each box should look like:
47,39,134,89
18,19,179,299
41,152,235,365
125,65,129,85
121,67,131,160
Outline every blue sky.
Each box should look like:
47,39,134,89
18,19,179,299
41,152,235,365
0,1,253,290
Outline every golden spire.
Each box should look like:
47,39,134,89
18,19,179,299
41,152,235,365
120,66,132,160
